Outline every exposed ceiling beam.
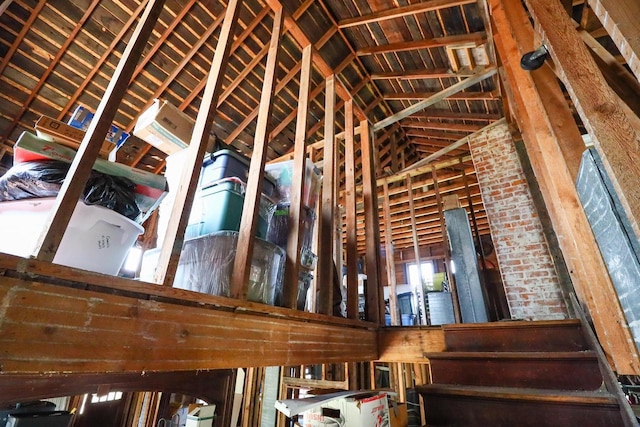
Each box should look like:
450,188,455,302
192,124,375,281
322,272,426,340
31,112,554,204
401,120,484,132
401,118,506,171
373,67,497,131
383,90,498,101
406,130,470,140
338,0,475,29
412,110,502,121
357,32,486,56
0,0,46,76
370,67,480,80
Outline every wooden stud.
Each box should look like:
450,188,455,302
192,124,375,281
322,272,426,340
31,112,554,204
361,120,383,324
383,180,400,325
317,75,337,315
34,0,166,262
344,99,359,320
230,5,283,299
284,43,312,309
153,0,242,285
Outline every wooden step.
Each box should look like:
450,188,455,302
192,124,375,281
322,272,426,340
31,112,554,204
416,384,623,427
426,351,603,390
443,319,589,352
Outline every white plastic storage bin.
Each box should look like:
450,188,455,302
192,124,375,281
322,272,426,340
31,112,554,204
0,197,144,275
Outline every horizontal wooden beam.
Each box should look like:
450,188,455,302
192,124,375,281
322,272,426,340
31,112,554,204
338,0,476,29
373,67,497,131
357,32,486,56
401,120,485,132
371,67,480,80
384,90,498,101
377,327,446,362
412,110,502,121
0,256,377,374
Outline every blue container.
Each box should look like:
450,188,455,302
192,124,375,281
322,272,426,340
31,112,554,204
201,149,276,197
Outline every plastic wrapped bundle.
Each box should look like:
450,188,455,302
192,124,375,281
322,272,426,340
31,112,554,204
267,202,316,251
142,231,285,305
264,158,321,210
0,160,141,220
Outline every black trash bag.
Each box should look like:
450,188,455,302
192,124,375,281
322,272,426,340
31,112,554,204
0,160,141,220
84,172,140,220
0,160,68,201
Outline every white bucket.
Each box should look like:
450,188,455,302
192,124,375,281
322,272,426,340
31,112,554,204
0,197,144,275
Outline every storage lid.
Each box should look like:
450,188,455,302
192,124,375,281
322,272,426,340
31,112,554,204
203,149,276,187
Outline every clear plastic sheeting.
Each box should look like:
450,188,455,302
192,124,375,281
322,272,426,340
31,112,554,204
141,231,285,306
265,158,322,210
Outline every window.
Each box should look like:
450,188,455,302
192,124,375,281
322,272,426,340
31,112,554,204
407,261,434,290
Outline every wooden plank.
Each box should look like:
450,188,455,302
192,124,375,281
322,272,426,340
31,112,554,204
0,0,46,77
361,119,383,324
338,0,475,28
344,99,359,320
384,91,498,101
230,6,283,299
587,0,640,82
403,119,506,171
372,67,497,131
525,0,640,243
0,0,14,16
34,0,165,262
383,180,400,325
357,32,486,56
0,0,101,143
282,377,349,390
317,75,336,315
154,0,242,286
493,0,640,374
377,328,446,362
0,276,377,373
284,43,312,309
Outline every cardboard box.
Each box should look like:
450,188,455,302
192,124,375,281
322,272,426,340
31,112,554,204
67,105,130,148
185,404,216,427
34,116,113,159
14,132,168,223
134,99,215,155
300,392,389,427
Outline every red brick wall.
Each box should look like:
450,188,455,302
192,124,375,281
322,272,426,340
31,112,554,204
468,123,568,320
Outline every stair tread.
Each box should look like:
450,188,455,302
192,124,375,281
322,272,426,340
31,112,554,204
424,350,598,359
416,384,617,405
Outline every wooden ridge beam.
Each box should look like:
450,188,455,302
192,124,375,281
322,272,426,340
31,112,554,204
338,0,475,29
357,32,486,56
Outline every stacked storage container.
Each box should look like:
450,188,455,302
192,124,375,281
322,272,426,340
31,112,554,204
148,148,285,306
264,158,322,310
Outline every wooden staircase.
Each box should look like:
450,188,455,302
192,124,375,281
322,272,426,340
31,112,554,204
416,319,636,427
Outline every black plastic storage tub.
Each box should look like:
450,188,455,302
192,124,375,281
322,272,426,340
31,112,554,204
201,149,276,197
